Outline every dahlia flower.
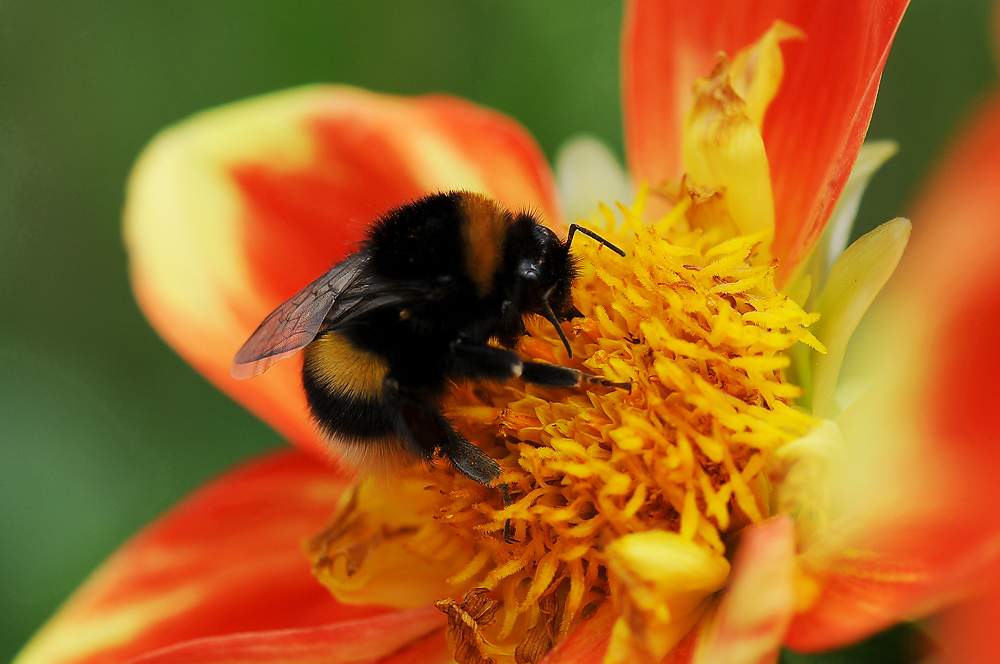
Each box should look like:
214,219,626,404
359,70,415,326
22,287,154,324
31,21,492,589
21,2,1000,663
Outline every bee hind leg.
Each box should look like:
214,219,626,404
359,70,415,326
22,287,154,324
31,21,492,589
396,392,501,485
443,434,503,485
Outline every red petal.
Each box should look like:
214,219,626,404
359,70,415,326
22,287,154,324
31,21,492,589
123,609,446,664
125,87,560,460
622,0,909,280
538,603,700,664
233,93,562,311
787,92,1000,652
16,451,389,664
894,91,1000,432
539,604,615,664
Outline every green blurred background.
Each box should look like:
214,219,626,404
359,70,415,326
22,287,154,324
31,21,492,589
0,1,994,661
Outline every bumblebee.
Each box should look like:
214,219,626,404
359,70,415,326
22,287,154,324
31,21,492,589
232,191,625,486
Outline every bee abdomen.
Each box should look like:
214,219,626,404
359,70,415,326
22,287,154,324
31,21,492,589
302,332,396,439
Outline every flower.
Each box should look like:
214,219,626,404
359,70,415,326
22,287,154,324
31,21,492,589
25,0,1000,663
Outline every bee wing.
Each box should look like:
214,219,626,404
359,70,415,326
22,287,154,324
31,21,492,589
231,253,370,379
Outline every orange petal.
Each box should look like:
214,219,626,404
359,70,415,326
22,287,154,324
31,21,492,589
124,86,561,459
694,517,795,664
122,610,446,664
786,92,1000,652
622,0,909,280
14,450,389,664
936,582,1000,664
375,629,451,664
785,389,1000,651
786,530,961,652
902,94,1000,501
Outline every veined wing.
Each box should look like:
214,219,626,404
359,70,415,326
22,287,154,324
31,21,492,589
231,253,371,379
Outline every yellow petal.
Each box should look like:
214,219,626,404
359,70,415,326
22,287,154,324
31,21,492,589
681,21,801,240
729,21,805,130
810,218,911,418
306,475,477,608
682,55,775,238
604,531,730,663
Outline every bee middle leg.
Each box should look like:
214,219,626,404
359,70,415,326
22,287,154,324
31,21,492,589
448,341,630,390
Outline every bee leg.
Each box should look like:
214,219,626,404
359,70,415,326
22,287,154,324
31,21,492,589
447,340,529,381
521,362,632,391
443,432,503,485
448,341,630,391
498,483,518,544
396,391,502,485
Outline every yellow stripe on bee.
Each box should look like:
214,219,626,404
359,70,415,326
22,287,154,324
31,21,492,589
304,332,389,399
459,192,511,298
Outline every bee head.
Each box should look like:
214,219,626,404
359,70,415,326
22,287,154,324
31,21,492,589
509,215,580,355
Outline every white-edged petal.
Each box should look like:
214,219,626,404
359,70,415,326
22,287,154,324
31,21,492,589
555,134,632,225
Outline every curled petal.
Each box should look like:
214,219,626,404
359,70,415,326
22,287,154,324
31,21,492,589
604,531,730,663
694,517,795,664
810,217,911,418
124,86,561,459
622,0,909,279
682,54,774,239
683,22,803,243
14,451,382,664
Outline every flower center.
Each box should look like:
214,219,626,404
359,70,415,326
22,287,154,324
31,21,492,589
306,186,823,664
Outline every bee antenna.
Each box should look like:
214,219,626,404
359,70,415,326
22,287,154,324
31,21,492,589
567,223,626,257
541,291,573,358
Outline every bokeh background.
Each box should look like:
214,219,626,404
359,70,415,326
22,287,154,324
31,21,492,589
0,1,994,661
